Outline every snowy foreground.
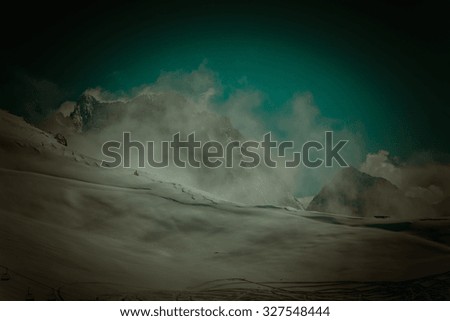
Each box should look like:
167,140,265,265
0,111,449,300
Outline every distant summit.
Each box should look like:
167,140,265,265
39,93,127,135
39,93,101,135
307,167,436,218
70,93,100,132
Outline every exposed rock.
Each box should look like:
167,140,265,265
69,94,100,132
54,133,67,146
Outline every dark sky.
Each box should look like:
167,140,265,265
1,0,449,159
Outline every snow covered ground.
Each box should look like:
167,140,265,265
0,110,449,300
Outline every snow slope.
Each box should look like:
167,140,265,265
0,110,449,300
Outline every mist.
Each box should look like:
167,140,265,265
361,150,450,206
47,65,364,206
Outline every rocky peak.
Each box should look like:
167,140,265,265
69,94,100,132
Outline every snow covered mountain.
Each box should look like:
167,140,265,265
307,167,439,219
0,110,449,300
37,93,300,208
40,93,126,135
435,197,450,217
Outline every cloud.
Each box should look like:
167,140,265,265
53,65,364,205
57,101,76,117
218,89,266,139
361,150,450,206
273,93,365,197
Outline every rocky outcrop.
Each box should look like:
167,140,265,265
69,94,100,132
53,133,67,146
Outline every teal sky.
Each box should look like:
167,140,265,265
70,28,413,159
2,0,449,161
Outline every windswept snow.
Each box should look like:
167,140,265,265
0,110,449,300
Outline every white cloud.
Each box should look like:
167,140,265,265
58,65,364,205
361,150,450,205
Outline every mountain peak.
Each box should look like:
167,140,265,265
70,94,100,132
307,167,434,218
